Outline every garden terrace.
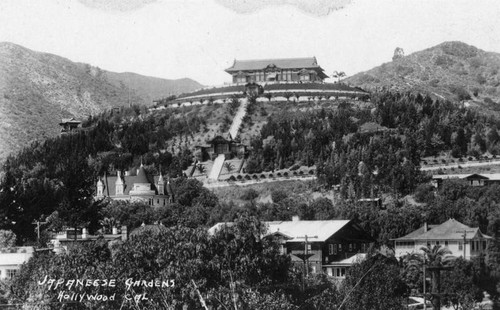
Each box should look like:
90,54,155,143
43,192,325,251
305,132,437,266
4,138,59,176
162,82,369,105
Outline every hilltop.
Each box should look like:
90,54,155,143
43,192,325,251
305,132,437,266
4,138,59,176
0,42,201,162
347,41,500,107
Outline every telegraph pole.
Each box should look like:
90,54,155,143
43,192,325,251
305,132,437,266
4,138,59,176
457,230,476,259
296,235,318,292
32,219,47,245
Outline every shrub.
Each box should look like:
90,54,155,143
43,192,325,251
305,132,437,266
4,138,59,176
240,188,259,200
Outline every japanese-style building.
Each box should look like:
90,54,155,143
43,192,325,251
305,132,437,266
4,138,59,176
59,118,81,134
225,57,329,84
196,135,246,161
95,164,174,206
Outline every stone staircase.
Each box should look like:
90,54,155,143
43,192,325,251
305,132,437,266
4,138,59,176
228,97,248,140
208,154,225,180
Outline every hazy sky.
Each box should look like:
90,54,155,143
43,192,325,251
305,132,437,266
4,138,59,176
0,0,499,85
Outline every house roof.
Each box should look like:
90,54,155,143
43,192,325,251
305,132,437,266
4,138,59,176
265,220,351,242
432,173,500,181
99,169,174,197
208,220,360,243
135,165,150,184
395,219,491,241
0,247,35,265
330,253,367,266
226,57,325,73
59,118,81,125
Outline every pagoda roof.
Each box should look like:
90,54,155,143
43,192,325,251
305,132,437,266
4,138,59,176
226,57,324,72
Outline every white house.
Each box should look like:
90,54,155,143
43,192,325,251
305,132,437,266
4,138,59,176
0,246,34,280
394,218,491,259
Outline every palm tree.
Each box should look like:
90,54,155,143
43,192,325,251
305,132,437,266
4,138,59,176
197,164,206,174
404,244,453,310
224,162,235,173
332,71,346,83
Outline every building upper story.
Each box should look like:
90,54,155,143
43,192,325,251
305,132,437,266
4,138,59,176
225,57,329,84
96,164,174,207
209,216,375,279
394,218,491,259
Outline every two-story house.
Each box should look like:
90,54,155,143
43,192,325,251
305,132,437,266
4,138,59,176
209,216,375,280
394,218,491,259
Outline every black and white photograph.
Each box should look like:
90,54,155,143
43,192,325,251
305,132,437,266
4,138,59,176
1,0,500,309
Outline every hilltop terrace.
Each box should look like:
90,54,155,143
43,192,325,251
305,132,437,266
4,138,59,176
154,57,369,106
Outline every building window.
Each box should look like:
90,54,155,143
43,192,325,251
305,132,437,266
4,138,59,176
328,244,333,255
307,244,312,252
483,241,487,250
341,268,346,277
444,241,449,247
334,244,337,254
471,241,475,251
327,267,333,277
7,269,18,279
349,244,352,252
338,244,342,252
459,242,463,251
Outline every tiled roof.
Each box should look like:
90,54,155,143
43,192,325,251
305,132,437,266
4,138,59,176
395,219,491,241
226,57,321,72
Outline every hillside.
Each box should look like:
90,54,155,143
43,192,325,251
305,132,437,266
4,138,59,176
347,41,500,107
0,42,201,162
106,72,203,103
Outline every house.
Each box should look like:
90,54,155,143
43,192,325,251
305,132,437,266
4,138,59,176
209,216,375,280
59,118,81,134
96,164,174,206
195,135,246,161
432,173,500,188
225,57,329,84
394,218,491,259
50,227,128,254
0,247,34,280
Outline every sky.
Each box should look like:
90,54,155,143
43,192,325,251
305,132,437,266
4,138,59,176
0,0,499,86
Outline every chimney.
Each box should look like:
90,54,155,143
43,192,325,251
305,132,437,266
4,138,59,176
82,228,88,239
424,222,428,233
121,225,128,241
292,215,300,222
112,227,118,235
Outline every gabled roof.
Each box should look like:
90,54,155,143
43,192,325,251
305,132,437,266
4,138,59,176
265,220,350,242
395,219,491,241
226,57,322,72
208,219,374,243
432,173,500,181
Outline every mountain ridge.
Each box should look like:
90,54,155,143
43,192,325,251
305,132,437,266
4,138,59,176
0,42,202,162
346,41,500,107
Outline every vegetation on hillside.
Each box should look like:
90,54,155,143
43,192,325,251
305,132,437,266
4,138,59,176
347,41,500,109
